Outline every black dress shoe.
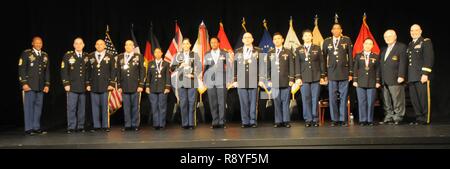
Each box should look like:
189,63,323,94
67,129,75,134
34,130,47,135
90,128,100,133
25,130,36,135
331,121,338,127
284,123,291,128
341,122,348,127
133,127,140,131
77,129,86,133
273,123,282,128
367,122,375,126
313,122,320,127
222,125,227,129
305,122,312,127
121,127,131,132
409,121,419,125
359,122,366,126
394,121,400,125
189,126,195,130
251,124,257,128
104,128,111,132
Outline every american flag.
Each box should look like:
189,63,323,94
105,25,122,113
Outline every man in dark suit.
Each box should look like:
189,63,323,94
267,32,295,128
322,23,353,127
117,40,145,131
146,48,171,130
61,37,90,134
407,24,434,125
87,39,116,132
379,30,407,125
18,36,50,135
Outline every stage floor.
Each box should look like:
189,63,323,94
1,122,450,149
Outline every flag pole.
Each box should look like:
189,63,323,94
427,80,431,124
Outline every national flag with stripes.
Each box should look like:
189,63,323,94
130,24,141,54
143,22,161,68
164,21,183,63
104,25,122,112
192,21,210,74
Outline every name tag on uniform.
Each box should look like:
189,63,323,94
392,56,398,61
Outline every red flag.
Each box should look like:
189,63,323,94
164,22,183,63
352,14,380,57
217,22,233,53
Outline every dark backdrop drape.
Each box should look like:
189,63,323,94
2,0,449,130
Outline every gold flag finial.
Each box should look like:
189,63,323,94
289,16,293,27
241,17,247,32
314,15,319,26
334,13,339,23
263,19,268,30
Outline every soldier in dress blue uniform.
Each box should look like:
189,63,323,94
18,36,50,135
117,40,145,131
295,30,326,127
267,32,294,128
145,48,171,130
407,24,434,125
61,38,90,134
322,23,353,127
203,37,231,129
170,38,202,129
353,38,381,126
230,32,264,128
87,39,116,132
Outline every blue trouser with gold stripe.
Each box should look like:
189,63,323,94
179,88,196,127
122,92,140,128
91,92,109,129
238,88,257,125
67,92,86,130
328,80,349,122
356,87,376,123
23,91,43,131
301,82,320,123
149,92,168,127
273,87,290,124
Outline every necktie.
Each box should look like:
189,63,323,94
276,49,280,56
334,39,338,47
385,46,392,61
365,54,370,67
